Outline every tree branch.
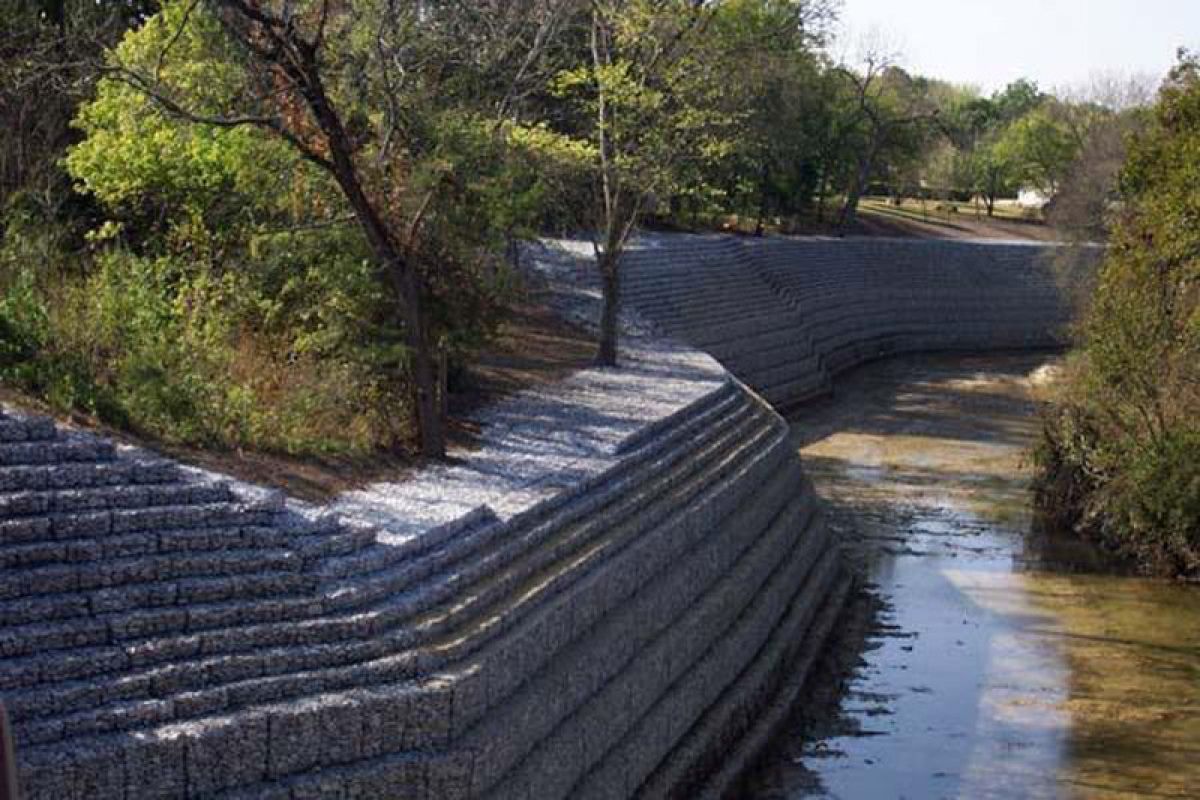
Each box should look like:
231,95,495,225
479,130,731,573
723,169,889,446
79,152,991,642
154,0,201,82
104,64,335,173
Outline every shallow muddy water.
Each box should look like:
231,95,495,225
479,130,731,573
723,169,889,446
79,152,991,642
742,353,1200,800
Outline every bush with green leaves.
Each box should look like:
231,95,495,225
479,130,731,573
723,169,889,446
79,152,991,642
1034,53,1200,578
0,0,531,454
40,0,573,454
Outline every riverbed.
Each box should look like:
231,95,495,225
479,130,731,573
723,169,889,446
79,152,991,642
742,353,1200,800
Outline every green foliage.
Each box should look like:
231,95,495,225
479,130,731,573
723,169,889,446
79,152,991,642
914,78,1091,208
692,0,831,221
1033,53,1200,578
0,267,50,375
6,0,1170,463
0,242,409,453
66,2,330,249
0,265,106,418
1118,428,1200,563
0,1,426,453
995,105,1079,193
970,135,1019,205
991,78,1044,125
549,0,772,230
503,122,595,230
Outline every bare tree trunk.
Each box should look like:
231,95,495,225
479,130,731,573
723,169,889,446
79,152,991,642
405,298,445,458
983,169,1001,217
291,52,448,458
596,250,620,366
838,150,874,231
505,233,520,270
437,346,449,421
815,163,829,224
591,7,624,369
339,205,445,458
755,164,770,237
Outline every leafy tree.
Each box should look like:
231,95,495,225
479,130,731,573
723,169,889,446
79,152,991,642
693,0,836,232
991,77,1044,125
65,7,313,249
913,78,1060,215
969,133,1020,216
550,0,715,366
830,49,940,229
996,104,1080,194
92,0,571,457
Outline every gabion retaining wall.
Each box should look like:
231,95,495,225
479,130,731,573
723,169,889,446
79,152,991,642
619,234,1083,410
0,234,1077,798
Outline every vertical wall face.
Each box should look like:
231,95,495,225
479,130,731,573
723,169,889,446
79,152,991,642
0,235,1079,799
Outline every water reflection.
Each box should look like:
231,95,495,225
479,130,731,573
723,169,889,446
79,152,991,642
742,354,1200,800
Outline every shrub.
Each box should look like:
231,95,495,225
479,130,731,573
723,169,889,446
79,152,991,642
20,0,422,455
0,242,413,455
0,267,48,372
1032,53,1200,578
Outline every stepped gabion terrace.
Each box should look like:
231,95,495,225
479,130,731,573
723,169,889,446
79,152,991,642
0,234,1078,799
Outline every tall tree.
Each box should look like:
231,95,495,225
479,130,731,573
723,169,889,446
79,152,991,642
991,77,1043,125
1047,75,1156,237
832,46,939,230
553,0,714,366
701,0,837,234
101,0,570,457
996,104,1080,195
1035,51,1200,576
970,134,1019,216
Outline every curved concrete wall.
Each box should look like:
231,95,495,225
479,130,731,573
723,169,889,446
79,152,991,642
0,234,1074,799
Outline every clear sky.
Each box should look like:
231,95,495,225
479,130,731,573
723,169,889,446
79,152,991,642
836,0,1200,94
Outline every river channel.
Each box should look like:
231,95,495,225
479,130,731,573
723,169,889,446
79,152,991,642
741,352,1199,800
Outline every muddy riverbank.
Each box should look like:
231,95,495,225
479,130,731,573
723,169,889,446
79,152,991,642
740,353,1200,800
